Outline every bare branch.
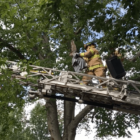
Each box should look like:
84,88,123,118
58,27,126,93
40,33,51,59
38,54,45,60
65,105,95,140
69,40,77,56
74,27,82,34
31,33,50,60
70,105,95,130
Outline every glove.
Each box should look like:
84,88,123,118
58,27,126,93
73,53,80,58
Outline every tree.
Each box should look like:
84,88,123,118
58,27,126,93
27,102,51,140
0,70,26,139
1,0,140,140
5,102,51,140
3,102,50,140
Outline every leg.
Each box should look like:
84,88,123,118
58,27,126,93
94,67,106,87
81,71,94,85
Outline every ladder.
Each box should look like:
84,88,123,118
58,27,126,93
1,61,140,115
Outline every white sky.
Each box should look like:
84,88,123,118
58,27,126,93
76,128,140,140
24,100,140,140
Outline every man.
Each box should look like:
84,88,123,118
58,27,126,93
114,49,124,62
76,42,106,87
107,49,124,77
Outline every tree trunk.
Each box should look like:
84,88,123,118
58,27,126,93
45,98,62,140
63,95,75,140
68,105,94,140
68,127,76,140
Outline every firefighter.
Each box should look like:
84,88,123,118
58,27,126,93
105,48,124,75
75,42,106,87
104,49,124,91
114,49,124,62
107,49,124,74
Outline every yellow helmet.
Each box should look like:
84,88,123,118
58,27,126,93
84,42,96,49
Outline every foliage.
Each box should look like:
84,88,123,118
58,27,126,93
28,103,50,140
1,0,140,139
3,102,50,140
4,102,63,140
0,69,26,139
93,107,140,138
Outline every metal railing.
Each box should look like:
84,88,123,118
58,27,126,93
1,61,140,114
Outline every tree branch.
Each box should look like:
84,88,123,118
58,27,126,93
74,27,82,34
40,33,51,59
70,105,94,129
31,33,50,60
0,38,25,59
66,105,94,140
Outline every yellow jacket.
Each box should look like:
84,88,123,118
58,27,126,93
80,45,104,71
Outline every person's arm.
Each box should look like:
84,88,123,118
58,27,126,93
114,51,124,62
80,48,94,58
83,57,89,62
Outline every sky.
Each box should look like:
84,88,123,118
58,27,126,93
76,129,140,140
24,99,140,140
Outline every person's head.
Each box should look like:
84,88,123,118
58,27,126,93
84,42,96,50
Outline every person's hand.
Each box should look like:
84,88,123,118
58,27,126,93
73,53,80,58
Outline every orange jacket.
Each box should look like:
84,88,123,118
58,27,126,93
80,45,104,70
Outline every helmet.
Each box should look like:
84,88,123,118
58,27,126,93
84,42,96,49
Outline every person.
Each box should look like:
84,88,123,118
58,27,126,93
107,49,124,75
75,42,106,87
114,49,124,62
105,48,125,91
